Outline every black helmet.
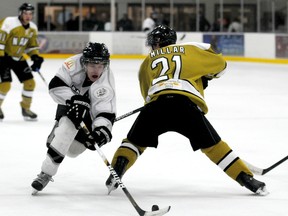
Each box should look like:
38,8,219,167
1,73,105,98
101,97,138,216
147,25,177,48
19,3,34,14
81,42,110,65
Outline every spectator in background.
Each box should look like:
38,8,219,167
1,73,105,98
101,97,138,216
66,13,78,31
82,13,95,31
142,12,158,33
42,15,56,31
94,12,110,31
211,18,220,32
228,17,243,32
199,12,211,31
157,13,169,26
117,13,133,31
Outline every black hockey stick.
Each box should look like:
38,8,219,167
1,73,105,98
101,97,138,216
80,122,171,216
115,106,144,122
179,33,186,41
116,106,288,177
244,155,288,175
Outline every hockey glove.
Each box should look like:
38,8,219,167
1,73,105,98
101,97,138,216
201,76,212,89
31,54,44,72
84,126,112,150
66,95,90,129
0,56,8,70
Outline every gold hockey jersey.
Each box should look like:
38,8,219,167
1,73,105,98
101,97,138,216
138,42,227,114
0,16,39,61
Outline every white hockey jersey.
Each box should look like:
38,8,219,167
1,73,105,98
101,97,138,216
49,54,116,131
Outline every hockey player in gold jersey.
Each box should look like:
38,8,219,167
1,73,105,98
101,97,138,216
106,25,268,195
0,3,44,121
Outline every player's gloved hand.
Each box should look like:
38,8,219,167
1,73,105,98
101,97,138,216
31,54,44,72
0,56,8,69
201,76,212,89
66,95,90,129
84,126,112,150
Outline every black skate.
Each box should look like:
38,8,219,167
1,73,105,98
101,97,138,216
236,171,269,196
22,108,37,121
31,172,53,195
0,108,3,120
106,156,128,194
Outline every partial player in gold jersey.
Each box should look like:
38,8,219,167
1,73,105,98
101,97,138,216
0,3,44,121
105,25,268,196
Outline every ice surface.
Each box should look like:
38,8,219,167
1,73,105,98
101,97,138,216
0,59,287,216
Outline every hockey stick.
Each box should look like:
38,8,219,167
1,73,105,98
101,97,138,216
115,106,144,122
80,122,171,216
37,71,48,86
32,68,48,86
244,155,288,175
179,33,186,41
115,106,288,177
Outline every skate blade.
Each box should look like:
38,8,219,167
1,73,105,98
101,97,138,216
255,186,269,196
31,189,39,195
107,180,117,195
24,117,38,122
107,185,117,195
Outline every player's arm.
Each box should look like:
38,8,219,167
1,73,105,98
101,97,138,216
48,59,76,105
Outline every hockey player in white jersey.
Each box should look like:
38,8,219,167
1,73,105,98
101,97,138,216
31,42,116,194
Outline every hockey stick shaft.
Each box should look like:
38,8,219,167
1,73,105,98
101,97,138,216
80,122,170,216
32,68,48,86
115,106,144,122
37,71,48,86
262,155,288,175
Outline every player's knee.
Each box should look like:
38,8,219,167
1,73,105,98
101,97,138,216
23,78,36,91
201,140,231,163
112,139,146,171
0,82,11,94
67,141,86,158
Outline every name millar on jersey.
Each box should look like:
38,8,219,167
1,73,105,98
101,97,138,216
150,46,185,58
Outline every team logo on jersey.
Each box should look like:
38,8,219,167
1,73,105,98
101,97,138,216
64,59,75,71
94,87,109,98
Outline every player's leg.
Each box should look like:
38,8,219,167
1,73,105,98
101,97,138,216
106,138,146,193
0,64,12,120
31,116,78,193
0,82,11,120
12,61,37,121
201,140,267,195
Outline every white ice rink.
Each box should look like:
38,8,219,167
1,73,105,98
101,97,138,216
0,58,287,216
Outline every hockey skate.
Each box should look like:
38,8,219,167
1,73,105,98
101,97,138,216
22,107,38,121
31,172,53,195
236,171,269,196
0,108,3,120
106,156,128,194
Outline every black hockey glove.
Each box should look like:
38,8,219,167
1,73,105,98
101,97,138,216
31,54,44,72
66,95,90,129
84,126,112,150
0,55,8,69
201,76,212,89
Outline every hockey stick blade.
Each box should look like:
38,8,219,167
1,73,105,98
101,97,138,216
244,155,288,175
143,206,171,216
